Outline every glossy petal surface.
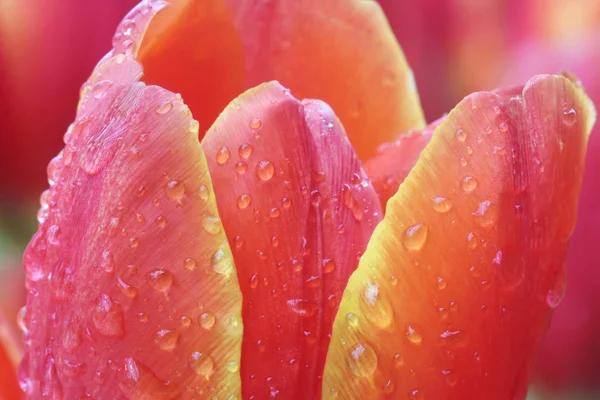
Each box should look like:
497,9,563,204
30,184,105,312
323,75,595,399
135,0,424,157
202,82,382,399
20,57,242,399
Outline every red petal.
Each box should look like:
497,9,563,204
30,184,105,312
20,57,243,399
202,82,382,398
0,312,22,399
323,74,595,399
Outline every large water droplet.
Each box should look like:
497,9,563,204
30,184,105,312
154,329,179,351
189,352,215,377
461,176,478,192
199,312,216,330
250,118,262,130
256,160,275,181
562,107,578,126
348,343,378,377
202,216,222,234
216,146,231,165
402,223,428,251
147,269,174,292
212,245,234,276
164,180,185,200
92,294,124,337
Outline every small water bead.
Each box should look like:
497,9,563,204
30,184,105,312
409,389,424,400
147,269,174,291
117,277,138,299
402,223,428,251
281,197,291,208
180,315,192,329
199,312,216,330
473,200,498,228
346,313,359,328
155,215,167,229
135,213,145,223
271,236,279,248
155,101,173,115
239,143,253,159
92,80,113,99
461,176,478,192
249,273,259,289
216,146,231,165
437,277,447,289
455,128,467,142
498,121,509,133
406,326,423,345
322,258,336,273
198,185,209,201
189,352,215,377
250,118,262,130
440,329,466,345
93,294,124,338
235,161,248,174
234,236,244,249
164,180,185,200
432,197,453,213
226,361,240,373
466,145,473,155
348,343,378,377
237,193,252,209
154,329,179,351
47,225,61,246
393,353,404,368
460,158,468,167
129,237,139,249
269,208,281,219
256,160,275,181
179,258,196,272
563,107,578,126
189,120,200,133
202,216,222,234
101,250,115,274
212,246,234,276
17,306,28,333
310,190,322,207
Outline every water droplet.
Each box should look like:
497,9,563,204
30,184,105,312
92,80,113,99
17,306,28,334
348,343,378,377
212,245,234,276
473,200,497,228
129,237,139,249
432,197,453,213
155,101,172,114
235,161,248,174
117,277,138,298
147,269,174,292
402,223,428,251
460,158,468,167
189,352,214,377
360,282,393,329
256,160,275,181
250,118,262,130
198,312,216,330
154,329,179,351
406,326,423,345
461,176,478,192
164,180,185,200
383,380,395,394
101,249,115,274
135,213,145,223
409,389,424,400
498,121,509,133
437,277,447,289
322,258,336,273
189,120,199,133
239,143,253,159
92,294,124,337
269,207,281,219
226,361,240,373
216,146,231,165
287,299,316,317
346,313,359,328
183,257,197,271
563,107,578,126
155,215,167,229
281,197,291,208
237,193,252,209
310,190,321,207
442,369,458,386
455,128,467,142
440,329,466,346
249,273,259,289
202,216,222,234
47,225,61,246
198,185,209,201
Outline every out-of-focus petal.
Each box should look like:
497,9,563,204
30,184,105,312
364,120,439,209
202,81,382,399
0,0,138,199
322,74,595,399
135,0,424,158
0,312,22,400
19,57,242,399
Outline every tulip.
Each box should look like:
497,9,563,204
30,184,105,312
15,1,596,399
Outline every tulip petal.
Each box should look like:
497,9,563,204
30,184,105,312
322,74,595,399
202,81,382,398
130,0,424,157
20,58,242,399
0,312,22,400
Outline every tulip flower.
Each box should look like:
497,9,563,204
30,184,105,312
14,1,596,399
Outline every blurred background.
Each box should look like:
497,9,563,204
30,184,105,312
0,0,599,398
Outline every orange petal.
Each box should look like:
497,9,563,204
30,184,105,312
0,312,22,399
364,119,439,209
322,74,595,399
20,56,242,399
133,0,424,157
202,82,382,398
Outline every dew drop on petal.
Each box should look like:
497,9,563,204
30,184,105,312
348,343,378,377
402,223,428,251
